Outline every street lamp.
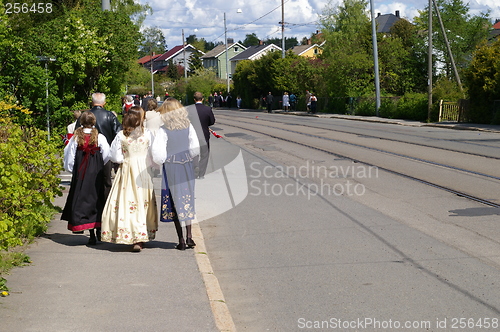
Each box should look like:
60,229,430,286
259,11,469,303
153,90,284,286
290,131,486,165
224,9,242,94
36,56,56,140
150,41,160,98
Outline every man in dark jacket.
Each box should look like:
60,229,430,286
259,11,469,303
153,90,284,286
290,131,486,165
186,92,216,179
266,92,274,113
141,91,154,110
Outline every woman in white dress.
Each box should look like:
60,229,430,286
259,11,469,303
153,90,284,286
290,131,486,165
100,106,158,252
282,92,290,112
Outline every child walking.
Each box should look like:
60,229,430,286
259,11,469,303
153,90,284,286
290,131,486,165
100,106,158,252
62,111,110,245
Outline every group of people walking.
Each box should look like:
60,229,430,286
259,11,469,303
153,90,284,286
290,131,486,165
61,92,215,252
208,92,233,108
264,91,316,113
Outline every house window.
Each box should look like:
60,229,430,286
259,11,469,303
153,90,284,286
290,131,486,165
314,48,318,54
234,47,239,52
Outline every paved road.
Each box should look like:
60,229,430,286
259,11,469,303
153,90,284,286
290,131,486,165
202,110,500,330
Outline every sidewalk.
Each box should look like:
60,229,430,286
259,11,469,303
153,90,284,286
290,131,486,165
0,174,221,331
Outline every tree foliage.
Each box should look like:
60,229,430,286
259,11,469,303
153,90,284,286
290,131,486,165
464,39,500,123
1,0,148,136
0,98,61,250
138,26,167,57
414,0,490,78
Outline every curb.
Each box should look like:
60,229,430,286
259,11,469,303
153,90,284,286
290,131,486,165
229,109,500,133
192,223,236,332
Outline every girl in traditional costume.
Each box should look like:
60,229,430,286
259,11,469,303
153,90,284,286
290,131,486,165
62,111,110,245
100,106,158,252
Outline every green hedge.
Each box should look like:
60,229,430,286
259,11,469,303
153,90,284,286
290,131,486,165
0,100,62,251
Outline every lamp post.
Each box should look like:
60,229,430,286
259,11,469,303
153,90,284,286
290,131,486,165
281,0,285,58
36,56,56,140
224,9,242,94
369,0,380,116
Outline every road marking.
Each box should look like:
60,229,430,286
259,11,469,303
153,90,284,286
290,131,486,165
192,223,236,332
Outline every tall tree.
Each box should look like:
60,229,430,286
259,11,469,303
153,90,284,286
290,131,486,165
465,39,500,123
414,0,490,79
265,37,299,50
5,0,148,132
139,27,167,57
188,50,204,75
319,0,373,97
242,33,260,47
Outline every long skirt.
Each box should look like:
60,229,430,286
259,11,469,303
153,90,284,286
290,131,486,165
61,150,105,232
160,162,196,227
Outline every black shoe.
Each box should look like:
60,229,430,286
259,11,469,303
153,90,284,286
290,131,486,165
176,243,186,251
186,238,196,248
72,231,84,234
87,237,97,246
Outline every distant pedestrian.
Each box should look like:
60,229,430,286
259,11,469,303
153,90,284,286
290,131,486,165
305,90,311,112
213,92,220,108
208,93,214,107
266,92,274,113
67,110,82,135
141,91,154,110
225,94,232,108
122,95,134,116
310,93,318,114
62,111,110,245
236,95,242,109
152,98,200,251
289,93,297,111
100,106,158,252
282,92,290,112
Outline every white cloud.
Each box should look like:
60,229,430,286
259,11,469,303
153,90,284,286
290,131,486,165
139,0,499,49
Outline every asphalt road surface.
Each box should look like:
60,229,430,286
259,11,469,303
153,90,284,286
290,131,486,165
201,110,500,331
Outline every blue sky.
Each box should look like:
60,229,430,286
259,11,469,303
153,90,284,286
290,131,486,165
137,0,500,49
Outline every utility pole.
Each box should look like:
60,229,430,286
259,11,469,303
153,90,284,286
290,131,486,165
182,29,188,104
36,56,56,140
369,0,380,116
224,12,230,93
150,44,155,97
281,0,285,58
432,0,463,94
101,0,110,11
428,0,433,121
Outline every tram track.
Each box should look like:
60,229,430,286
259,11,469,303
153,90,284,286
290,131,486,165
215,115,500,209
223,113,500,160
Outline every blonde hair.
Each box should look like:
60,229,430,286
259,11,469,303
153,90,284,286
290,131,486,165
158,98,190,130
74,111,98,146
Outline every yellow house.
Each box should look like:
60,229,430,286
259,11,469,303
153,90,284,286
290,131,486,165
290,43,323,58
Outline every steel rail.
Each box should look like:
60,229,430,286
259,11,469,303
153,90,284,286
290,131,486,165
217,119,500,209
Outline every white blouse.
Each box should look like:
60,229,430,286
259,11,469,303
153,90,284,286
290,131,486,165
108,129,157,168
151,124,200,165
63,129,110,172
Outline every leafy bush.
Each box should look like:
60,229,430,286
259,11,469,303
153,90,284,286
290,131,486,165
0,98,62,251
354,98,377,116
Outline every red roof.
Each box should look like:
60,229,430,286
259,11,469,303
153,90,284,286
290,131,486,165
155,45,185,62
137,54,162,64
494,21,500,29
